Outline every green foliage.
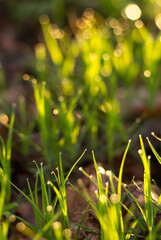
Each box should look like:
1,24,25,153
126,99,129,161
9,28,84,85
1,1,161,239
0,111,16,239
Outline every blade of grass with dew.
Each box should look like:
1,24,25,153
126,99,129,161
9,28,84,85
33,211,60,240
58,152,69,228
117,139,131,239
69,178,115,240
34,161,50,222
26,177,42,229
118,139,131,196
0,172,45,222
147,135,161,164
52,221,63,240
139,135,153,234
48,180,69,229
33,80,51,166
16,215,38,232
79,166,97,186
48,149,87,229
92,150,104,195
39,15,63,65
65,148,87,183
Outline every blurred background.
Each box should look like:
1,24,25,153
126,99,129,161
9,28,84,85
0,0,161,185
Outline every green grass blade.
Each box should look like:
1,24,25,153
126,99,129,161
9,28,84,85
27,178,42,229
147,137,161,164
118,139,131,197
92,151,104,195
139,135,153,232
65,149,87,183
33,211,60,240
0,172,45,222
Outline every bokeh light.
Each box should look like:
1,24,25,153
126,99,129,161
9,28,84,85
125,4,142,21
23,73,30,81
53,109,59,115
102,53,110,61
0,113,9,124
155,13,161,30
135,20,144,28
16,222,25,232
52,221,61,230
144,70,151,77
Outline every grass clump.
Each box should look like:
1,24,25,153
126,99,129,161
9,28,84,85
1,134,161,239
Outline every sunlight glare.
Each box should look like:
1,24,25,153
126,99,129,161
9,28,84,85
125,4,142,21
144,70,151,77
155,14,161,30
0,113,9,124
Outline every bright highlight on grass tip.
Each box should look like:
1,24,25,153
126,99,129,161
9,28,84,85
63,229,72,238
32,78,37,84
47,180,51,185
114,49,122,57
53,109,59,115
99,195,107,204
151,132,161,141
23,73,30,81
52,221,61,230
138,149,142,154
46,205,53,212
0,113,9,124
63,228,72,239
144,70,151,77
110,193,120,204
8,215,16,223
16,222,26,232
106,170,112,176
79,167,83,171
125,4,142,21
98,166,106,174
42,81,46,86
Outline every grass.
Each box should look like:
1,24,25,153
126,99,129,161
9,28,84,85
0,1,161,239
1,2,161,170
22,4,161,168
1,119,161,239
